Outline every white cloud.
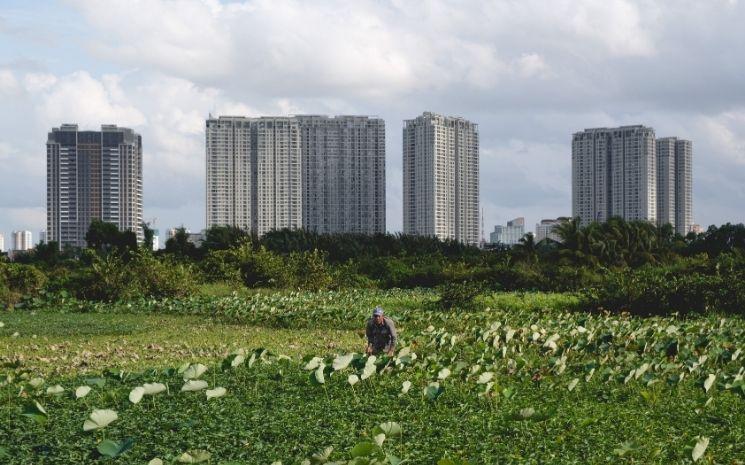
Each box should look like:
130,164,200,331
0,69,20,95
23,73,58,93
35,71,146,128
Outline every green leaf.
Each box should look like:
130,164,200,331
332,353,355,371
205,387,226,400
567,378,579,392
75,385,92,399
97,438,134,458
142,382,167,395
477,372,494,384
350,442,382,458
310,446,333,465
46,385,64,396
692,436,709,462
703,374,716,393
129,386,145,404
83,409,118,431
181,380,208,392
304,357,324,371
177,449,211,463
424,382,444,401
21,400,48,425
373,421,402,437
182,363,208,380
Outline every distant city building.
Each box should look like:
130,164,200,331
206,115,385,236
535,217,568,242
39,230,46,244
12,230,33,251
47,124,143,248
572,125,693,234
166,228,190,241
489,217,525,245
297,115,386,234
0,233,4,252
152,229,160,251
403,112,479,245
656,137,693,236
188,231,205,247
690,224,704,235
572,125,657,225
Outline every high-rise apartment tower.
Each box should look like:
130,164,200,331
656,137,692,236
206,115,385,236
403,112,479,244
572,125,692,233
47,124,143,248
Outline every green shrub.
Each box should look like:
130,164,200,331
239,246,287,288
287,249,333,290
585,266,745,316
436,280,486,311
73,251,197,301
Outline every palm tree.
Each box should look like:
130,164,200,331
513,233,538,265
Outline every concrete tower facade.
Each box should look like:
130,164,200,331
657,137,693,235
403,112,479,244
207,115,385,237
47,124,143,248
298,115,385,234
572,125,657,226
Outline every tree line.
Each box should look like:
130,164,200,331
2,218,744,315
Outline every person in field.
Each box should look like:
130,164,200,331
365,306,397,356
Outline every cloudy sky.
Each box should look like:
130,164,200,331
1,0,744,246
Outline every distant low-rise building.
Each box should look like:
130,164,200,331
535,217,568,243
12,230,33,251
690,224,704,235
489,217,525,245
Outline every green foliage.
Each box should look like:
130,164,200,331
585,264,745,316
1,290,744,463
0,262,47,307
85,219,138,255
72,250,196,301
436,280,485,311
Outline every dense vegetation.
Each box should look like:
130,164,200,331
2,219,745,316
1,289,743,463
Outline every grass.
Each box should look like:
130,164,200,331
0,312,361,375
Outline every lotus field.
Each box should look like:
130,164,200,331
1,290,744,464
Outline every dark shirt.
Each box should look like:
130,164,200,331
366,316,397,354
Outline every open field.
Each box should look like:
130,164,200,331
1,290,743,464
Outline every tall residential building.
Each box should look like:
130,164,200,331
297,116,385,234
535,217,568,242
489,217,525,245
12,230,33,251
656,137,692,236
39,230,47,244
47,124,143,248
206,115,385,236
572,125,657,225
0,233,4,252
403,112,479,245
572,125,693,234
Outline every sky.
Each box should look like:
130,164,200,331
1,0,745,248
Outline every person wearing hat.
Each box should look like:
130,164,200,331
365,306,397,356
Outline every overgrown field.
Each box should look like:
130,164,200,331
1,290,743,464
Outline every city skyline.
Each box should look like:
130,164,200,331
2,1,745,239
